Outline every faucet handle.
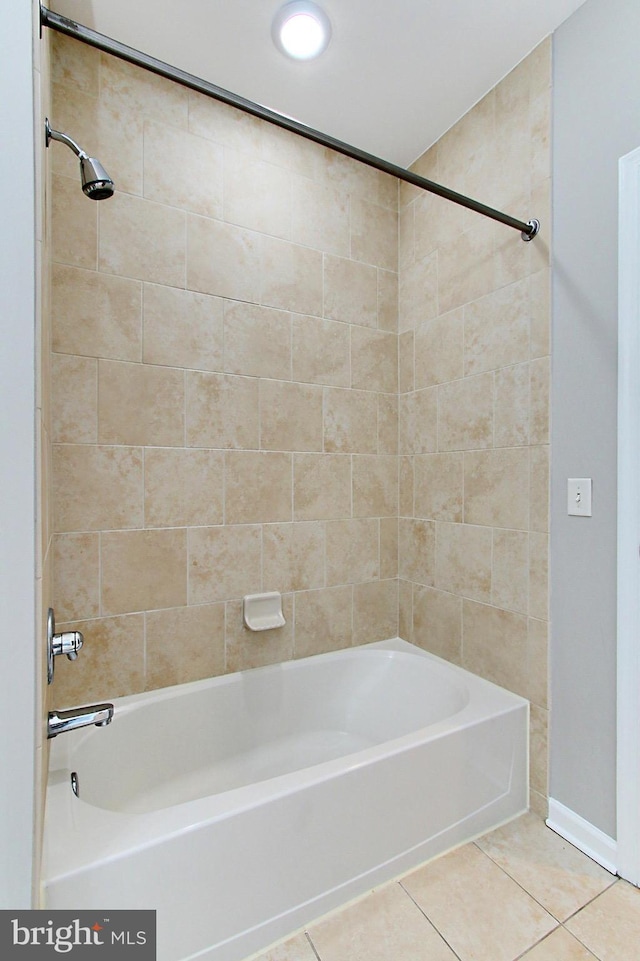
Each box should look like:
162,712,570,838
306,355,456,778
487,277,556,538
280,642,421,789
47,608,84,684
52,630,84,661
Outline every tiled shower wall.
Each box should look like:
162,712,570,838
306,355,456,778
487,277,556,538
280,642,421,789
50,33,400,704
397,40,551,815
49,33,551,810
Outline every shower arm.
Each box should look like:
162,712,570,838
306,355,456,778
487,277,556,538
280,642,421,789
45,119,88,160
40,4,540,242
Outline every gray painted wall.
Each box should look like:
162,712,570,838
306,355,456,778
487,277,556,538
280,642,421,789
551,0,640,837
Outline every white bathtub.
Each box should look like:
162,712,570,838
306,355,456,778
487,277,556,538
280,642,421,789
42,639,528,961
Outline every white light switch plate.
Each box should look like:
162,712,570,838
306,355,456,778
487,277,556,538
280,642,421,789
568,478,592,516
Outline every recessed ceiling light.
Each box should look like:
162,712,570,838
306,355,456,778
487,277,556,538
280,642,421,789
272,1,332,61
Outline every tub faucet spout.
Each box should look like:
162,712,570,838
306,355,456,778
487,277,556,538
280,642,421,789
47,703,114,739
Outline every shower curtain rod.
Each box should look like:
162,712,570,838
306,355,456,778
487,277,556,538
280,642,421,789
41,5,540,242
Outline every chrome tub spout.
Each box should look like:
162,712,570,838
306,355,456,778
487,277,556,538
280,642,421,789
47,703,114,739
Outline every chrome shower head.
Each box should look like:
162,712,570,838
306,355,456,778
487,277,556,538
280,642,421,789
45,118,115,201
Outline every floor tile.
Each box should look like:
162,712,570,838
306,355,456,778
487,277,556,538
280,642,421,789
307,882,458,961
475,812,616,920
519,927,598,960
565,880,640,961
401,842,557,961
251,932,318,961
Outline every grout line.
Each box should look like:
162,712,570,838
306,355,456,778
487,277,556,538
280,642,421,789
399,882,465,961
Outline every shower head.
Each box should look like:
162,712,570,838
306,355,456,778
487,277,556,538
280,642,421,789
45,118,115,200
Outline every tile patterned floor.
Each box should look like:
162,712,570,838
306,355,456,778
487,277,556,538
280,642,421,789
249,813,640,961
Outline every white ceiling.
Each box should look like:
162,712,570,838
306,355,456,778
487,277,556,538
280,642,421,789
50,0,587,167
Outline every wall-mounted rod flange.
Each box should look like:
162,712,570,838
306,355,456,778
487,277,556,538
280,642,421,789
521,219,541,242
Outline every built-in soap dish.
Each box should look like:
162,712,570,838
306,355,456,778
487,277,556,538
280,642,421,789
243,592,286,632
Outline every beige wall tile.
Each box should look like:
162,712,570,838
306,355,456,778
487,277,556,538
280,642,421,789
101,528,187,615
351,327,398,393
463,599,529,696
380,517,399,579
399,388,438,454
353,455,398,518
52,174,97,270
492,529,529,614
399,578,413,641
225,451,292,524
291,178,349,257
143,120,223,218
528,617,549,710
378,394,399,455
186,371,259,450
261,124,321,178
52,264,142,361
530,446,550,533
53,444,143,532
320,149,380,201
530,704,549,796
51,354,97,443
399,251,438,332
529,531,549,621
144,448,224,528
530,356,550,445
187,215,260,302
415,309,464,388
294,585,353,658
263,522,325,593
494,363,530,448
399,330,415,394
464,278,530,375
143,284,223,372
292,315,350,387
225,595,294,672
530,268,551,359
413,586,462,664
224,301,291,380
99,192,186,287
439,219,497,314
52,33,99,97
323,255,378,327
399,518,436,586
145,604,225,689
378,269,398,333
223,149,291,239
294,453,351,521
98,360,185,447
188,525,262,605
399,201,415,270
53,532,100,621
100,52,189,128
399,456,414,516
260,380,323,452
188,94,263,154
324,388,378,454
51,81,143,198
326,518,379,586
351,198,398,270
464,448,530,530
435,522,492,602
261,236,323,316
353,579,399,645
414,453,463,522
53,613,145,704
438,372,494,452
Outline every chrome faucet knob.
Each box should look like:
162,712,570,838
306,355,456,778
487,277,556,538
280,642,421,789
52,630,84,660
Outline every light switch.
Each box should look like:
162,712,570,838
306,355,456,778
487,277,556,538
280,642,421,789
568,478,592,516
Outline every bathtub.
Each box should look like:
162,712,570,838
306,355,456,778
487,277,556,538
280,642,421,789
42,638,528,961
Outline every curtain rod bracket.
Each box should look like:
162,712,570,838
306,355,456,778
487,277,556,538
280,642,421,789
521,219,541,242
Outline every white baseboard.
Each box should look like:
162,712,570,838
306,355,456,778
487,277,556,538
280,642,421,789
547,798,617,875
